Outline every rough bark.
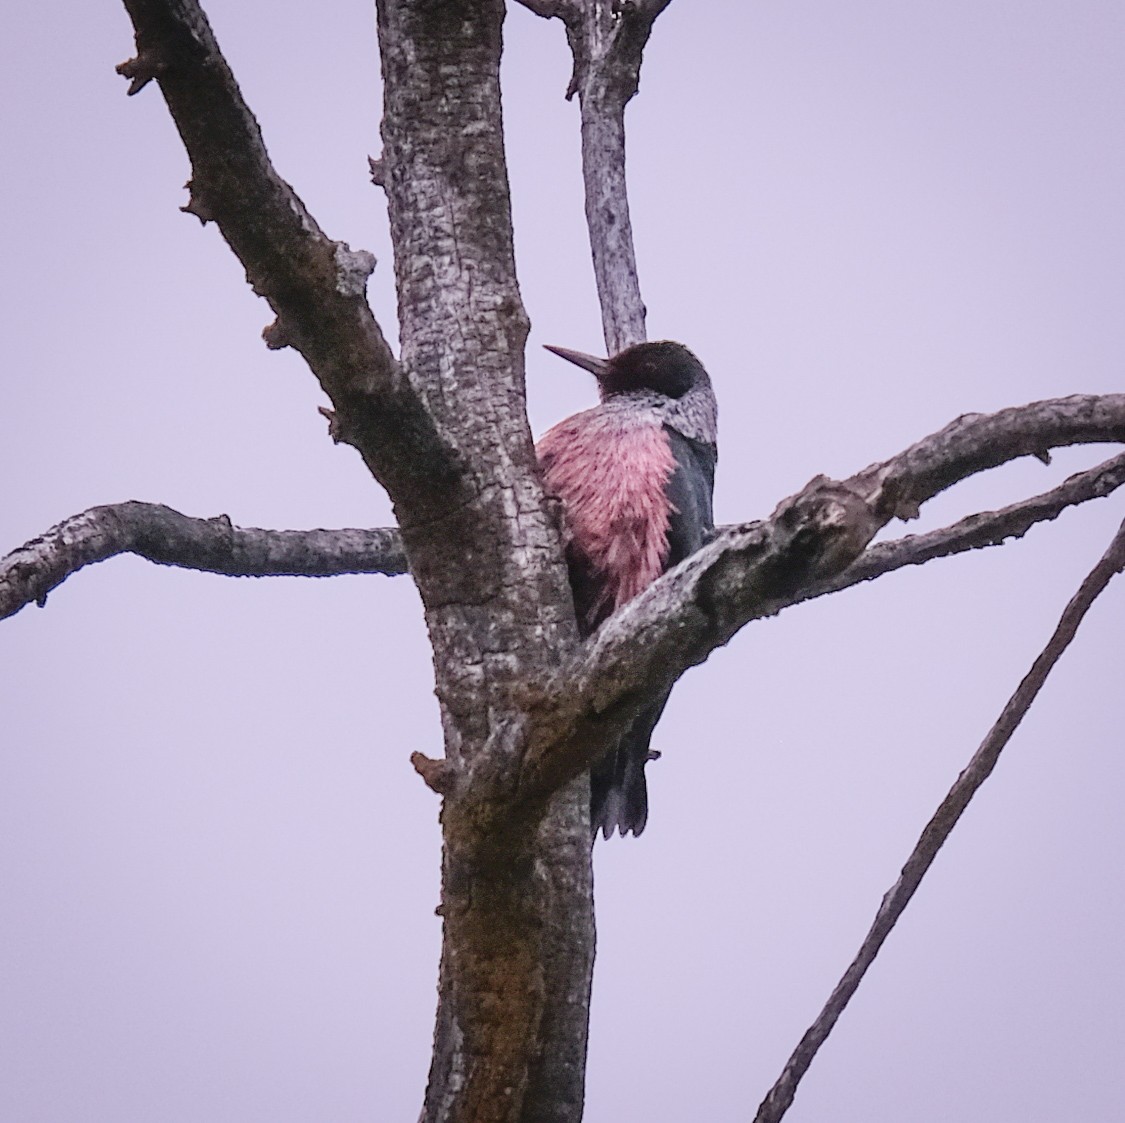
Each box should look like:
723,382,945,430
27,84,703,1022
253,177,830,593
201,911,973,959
374,0,573,720
373,3,592,1120
117,3,589,1119
7,450,1124,627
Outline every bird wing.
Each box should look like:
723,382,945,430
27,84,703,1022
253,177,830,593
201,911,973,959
663,426,717,567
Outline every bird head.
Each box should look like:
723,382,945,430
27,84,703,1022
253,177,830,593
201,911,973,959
544,340,708,400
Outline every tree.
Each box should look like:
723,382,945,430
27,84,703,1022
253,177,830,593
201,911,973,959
3,2,1124,1121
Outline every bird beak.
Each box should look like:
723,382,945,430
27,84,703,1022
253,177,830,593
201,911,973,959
543,345,609,379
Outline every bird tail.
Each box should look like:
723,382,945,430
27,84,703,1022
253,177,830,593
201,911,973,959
590,691,671,840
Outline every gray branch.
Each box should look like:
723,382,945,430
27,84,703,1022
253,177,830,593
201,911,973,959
517,0,673,352
116,0,460,515
801,449,1125,604
6,443,1123,631
753,511,1125,1123
518,394,1125,805
0,503,407,621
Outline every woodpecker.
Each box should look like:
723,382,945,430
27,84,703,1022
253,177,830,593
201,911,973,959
537,340,718,839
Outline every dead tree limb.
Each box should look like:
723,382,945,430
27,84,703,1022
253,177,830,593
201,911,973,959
801,449,1125,604
116,0,462,515
519,395,1125,805
0,503,408,620
6,451,1123,628
517,0,674,351
752,512,1125,1123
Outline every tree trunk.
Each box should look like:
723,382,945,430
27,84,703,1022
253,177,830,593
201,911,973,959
375,2,595,1117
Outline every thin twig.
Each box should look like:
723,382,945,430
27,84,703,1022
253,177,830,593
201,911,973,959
753,513,1125,1123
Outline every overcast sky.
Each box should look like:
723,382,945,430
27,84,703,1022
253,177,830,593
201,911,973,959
2,2,1124,1120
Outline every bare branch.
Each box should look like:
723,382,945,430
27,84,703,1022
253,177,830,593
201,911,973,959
519,394,1125,804
8,443,1122,632
802,449,1125,604
524,0,674,351
116,0,460,515
0,503,406,621
753,513,1125,1123
854,393,1125,520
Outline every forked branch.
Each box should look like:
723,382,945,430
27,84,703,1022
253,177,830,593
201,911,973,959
520,395,1125,804
801,449,1125,604
753,512,1125,1123
5,434,1124,635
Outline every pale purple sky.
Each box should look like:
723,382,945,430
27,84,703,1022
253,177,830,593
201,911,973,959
3,2,1124,1120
